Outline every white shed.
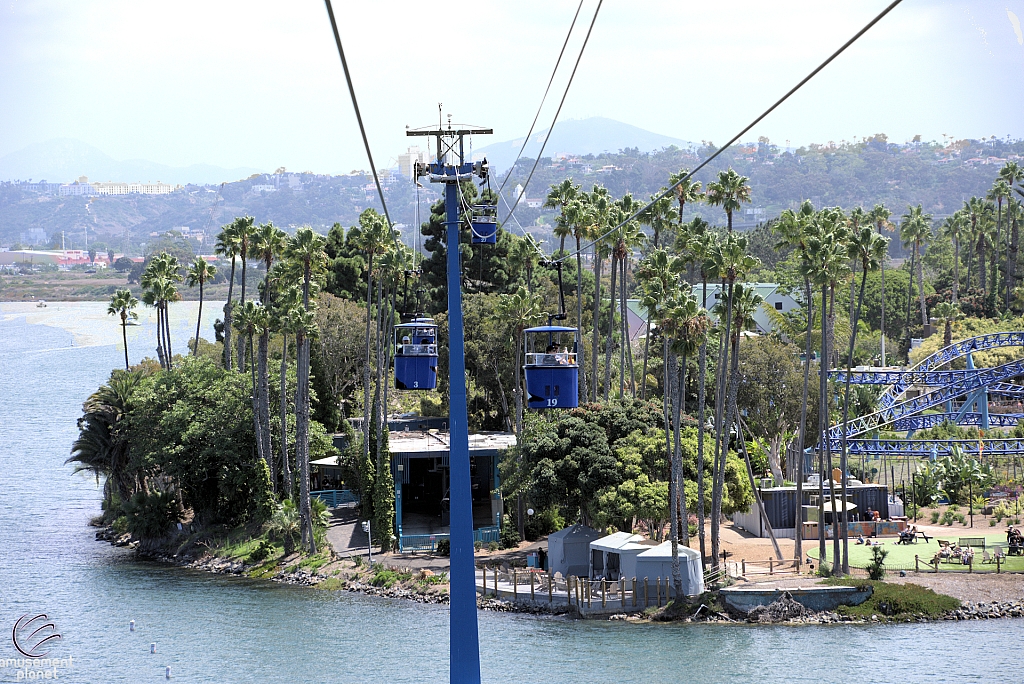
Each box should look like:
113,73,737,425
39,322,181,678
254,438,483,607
546,524,600,578
589,532,659,581
634,541,705,596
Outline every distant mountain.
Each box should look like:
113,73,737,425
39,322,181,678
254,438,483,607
473,117,692,172
0,139,262,185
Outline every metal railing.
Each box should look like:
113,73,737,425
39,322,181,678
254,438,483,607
399,526,500,553
310,489,360,507
525,352,577,367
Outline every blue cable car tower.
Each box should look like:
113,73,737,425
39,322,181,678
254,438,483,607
408,118,491,684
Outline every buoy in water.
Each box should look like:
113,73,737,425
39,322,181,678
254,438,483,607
165,665,171,679
150,643,156,654
129,620,135,632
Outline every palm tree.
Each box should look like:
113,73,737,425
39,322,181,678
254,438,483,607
496,285,543,538
508,234,542,293
639,193,678,251
668,168,703,243
932,301,961,348
900,205,932,329
999,162,1024,304
662,289,708,596
252,222,288,476
545,179,579,253
704,233,760,568
566,196,594,403
215,220,243,370
234,300,270,473
705,169,751,233
839,226,887,573
988,180,1011,307
963,198,992,296
234,216,257,368
185,257,217,356
141,254,181,370
772,200,814,562
275,290,303,498
107,289,139,370
284,226,328,553
941,211,968,305
589,186,611,402
615,212,646,398
868,204,894,364
348,209,394,478
1008,198,1022,308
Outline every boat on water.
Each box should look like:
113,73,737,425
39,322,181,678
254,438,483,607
36,299,47,308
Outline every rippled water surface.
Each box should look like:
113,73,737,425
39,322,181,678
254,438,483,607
1,301,1021,683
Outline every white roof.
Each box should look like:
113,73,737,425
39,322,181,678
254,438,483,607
388,430,517,456
591,532,658,552
637,540,701,560
311,456,341,467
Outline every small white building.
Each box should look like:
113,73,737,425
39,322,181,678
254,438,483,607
589,532,659,581
547,524,600,578
692,282,800,334
634,541,705,596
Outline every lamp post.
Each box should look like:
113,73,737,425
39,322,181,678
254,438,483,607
361,520,372,564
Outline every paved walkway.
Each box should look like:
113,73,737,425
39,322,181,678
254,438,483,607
326,503,371,558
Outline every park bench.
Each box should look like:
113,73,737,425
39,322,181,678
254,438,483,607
914,530,931,543
959,537,986,549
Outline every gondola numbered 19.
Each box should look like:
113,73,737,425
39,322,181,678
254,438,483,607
523,325,579,409
394,318,439,390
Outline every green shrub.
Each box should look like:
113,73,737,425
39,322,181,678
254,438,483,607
352,554,364,567
474,541,483,551
436,539,450,556
930,511,941,524
112,516,129,536
487,541,499,552
122,490,179,540
829,579,959,620
371,569,400,588
955,513,966,524
866,546,888,580
990,519,997,527
500,516,521,549
947,504,960,512
941,510,956,526
246,539,274,564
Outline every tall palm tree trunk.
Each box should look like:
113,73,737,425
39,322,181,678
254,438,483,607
817,282,828,566
258,328,272,489
193,280,204,356
237,256,248,368
952,237,960,304
248,330,265,470
604,252,618,400
663,337,679,595
905,247,916,335
223,260,236,370
280,334,292,497
121,316,130,369
978,235,987,294
296,327,316,554
916,242,927,327
362,258,375,476
710,279,736,570
619,256,628,398
164,301,174,369
839,266,869,574
1009,211,1020,306
794,277,812,563
672,351,687,598
696,280,709,562
591,247,603,402
575,238,588,403
716,325,742,571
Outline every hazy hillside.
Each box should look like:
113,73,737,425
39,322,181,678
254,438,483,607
2,131,1021,259
0,138,261,186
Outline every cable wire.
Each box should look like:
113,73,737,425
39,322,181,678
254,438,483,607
499,0,603,229
554,0,904,264
494,0,585,199
323,0,395,233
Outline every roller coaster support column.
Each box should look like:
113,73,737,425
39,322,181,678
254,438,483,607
409,122,491,684
966,353,990,430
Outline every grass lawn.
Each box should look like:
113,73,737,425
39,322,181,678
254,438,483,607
806,532,1024,572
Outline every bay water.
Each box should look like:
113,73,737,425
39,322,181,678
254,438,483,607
0,302,1020,683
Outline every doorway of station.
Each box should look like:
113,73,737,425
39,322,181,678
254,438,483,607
399,455,496,535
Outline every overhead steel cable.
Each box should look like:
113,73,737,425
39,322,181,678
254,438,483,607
499,0,603,230
553,0,905,264
323,0,395,236
494,0,586,199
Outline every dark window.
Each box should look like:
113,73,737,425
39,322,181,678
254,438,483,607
775,301,783,310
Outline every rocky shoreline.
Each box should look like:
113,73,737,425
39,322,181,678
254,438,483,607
99,530,1024,624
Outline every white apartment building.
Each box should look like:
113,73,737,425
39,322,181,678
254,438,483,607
58,176,179,196
398,146,429,179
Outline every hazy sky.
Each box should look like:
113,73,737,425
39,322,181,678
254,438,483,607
2,1,1023,174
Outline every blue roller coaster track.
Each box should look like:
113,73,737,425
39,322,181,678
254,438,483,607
821,333,1024,457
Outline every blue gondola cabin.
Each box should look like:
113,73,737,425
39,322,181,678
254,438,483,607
470,204,498,245
395,319,438,390
523,325,579,409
